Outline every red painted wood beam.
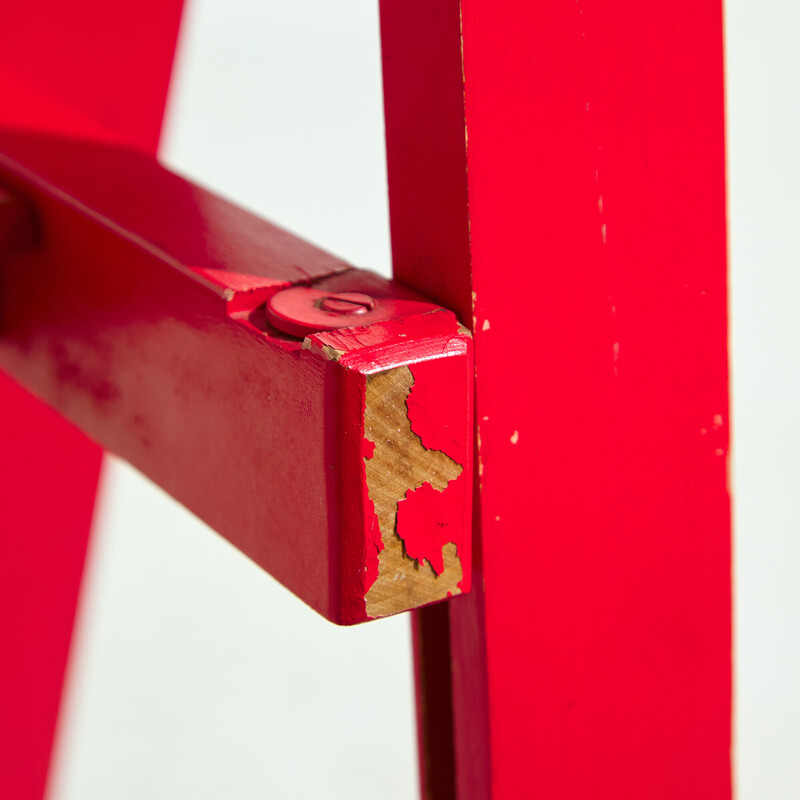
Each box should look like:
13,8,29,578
0,131,473,626
0,378,102,800
380,5,473,797
381,1,730,797
0,1,184,151
411,603,457,800
0,4,184,798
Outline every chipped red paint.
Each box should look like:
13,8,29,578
397,480,461,577
407,353,470,466
313,309,473,611
357,373,384,607
363,512,384,599
398,355,472,589
0,130,473,627
310,311,468,373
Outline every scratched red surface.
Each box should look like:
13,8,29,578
381,1,731,798
0,4,184,799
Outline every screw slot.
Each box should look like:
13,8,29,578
318,292,375,315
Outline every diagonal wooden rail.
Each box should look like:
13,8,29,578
0,130,473,627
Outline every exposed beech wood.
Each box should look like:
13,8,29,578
364,366,464,617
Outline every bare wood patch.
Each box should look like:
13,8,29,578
364,366,463,617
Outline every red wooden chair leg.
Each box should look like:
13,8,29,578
0,3,184,797
381,2,731,798
0,376,102,800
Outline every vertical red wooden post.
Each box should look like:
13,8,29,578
380,5,473,796
0,5,184,798
0,379,102,800
381,1,731,797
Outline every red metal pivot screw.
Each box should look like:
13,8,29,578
266,285,384,338
265,282,442,339
318,292,375,315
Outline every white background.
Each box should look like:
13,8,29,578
727,0,800,795
47,1,800,798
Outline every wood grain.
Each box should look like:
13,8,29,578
364,366,464,617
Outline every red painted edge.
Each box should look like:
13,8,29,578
379,1,474,794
